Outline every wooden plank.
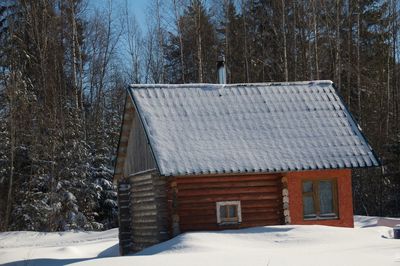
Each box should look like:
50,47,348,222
122,108,156,177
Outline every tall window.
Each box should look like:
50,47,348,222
302,179,338,219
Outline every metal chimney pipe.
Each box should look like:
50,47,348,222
217,55,226,84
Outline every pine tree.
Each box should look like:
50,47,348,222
165,0,218,83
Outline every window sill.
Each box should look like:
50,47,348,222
218,222,241,226
303,216,339,221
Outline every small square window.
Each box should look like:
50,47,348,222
216,201,242,224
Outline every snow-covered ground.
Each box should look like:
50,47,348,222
1,216,399,266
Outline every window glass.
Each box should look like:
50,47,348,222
220,205,227,218
319,181,334,215
303,181,313,193
228,205,237,218
302,179,338,220
303,195,315,217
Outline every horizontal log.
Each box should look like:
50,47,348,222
179,218,282,232
133,237,159,244
118,184,131,190
178,186,279,197
176,202,214,211
179,212,281,226
241,208,281,215
132,194,155,201
131,184,153,193
132,210,157,218
179,209,216,217
178,206,280,218
178,194,280,204
132,230,159,237
242,213,281,221
177,199,280,212
132,215,157,223
132,221,159,228
118,195,130,200
130,175,152,183
132,225,158,231
175,174,281,184
131,203,156,210
177,180,279,190
241,200,282,209
132,191,155,198
119,213,131,219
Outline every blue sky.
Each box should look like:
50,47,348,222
87,0,148,30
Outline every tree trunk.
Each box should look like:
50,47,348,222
281,0,288,82
242,0,249,82
312,0,319,79
195,3,203,83
356,0,361,122
293,0,297,81
5,80,15,231
335,0,341,89
173,0,186,83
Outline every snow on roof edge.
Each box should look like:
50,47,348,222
158,164,377,177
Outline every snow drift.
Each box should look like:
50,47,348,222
0,216,399,266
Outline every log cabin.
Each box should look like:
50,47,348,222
113,78,379,255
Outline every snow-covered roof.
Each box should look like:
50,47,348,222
128,81,379,176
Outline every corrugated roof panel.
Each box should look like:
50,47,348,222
128,81,380,176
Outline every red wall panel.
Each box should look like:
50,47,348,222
286,169,354,227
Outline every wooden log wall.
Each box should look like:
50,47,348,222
117,180,133,255
172,173,284,232
129,170,170,253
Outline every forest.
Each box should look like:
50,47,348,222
0,0,399,232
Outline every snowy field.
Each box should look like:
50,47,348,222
0,216,399,266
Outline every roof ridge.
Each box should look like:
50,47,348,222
128,80,333,89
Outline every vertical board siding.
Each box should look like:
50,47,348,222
123,109,156,177
129,171,170,253
173,173,284,232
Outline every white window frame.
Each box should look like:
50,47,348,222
216,201,242,224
